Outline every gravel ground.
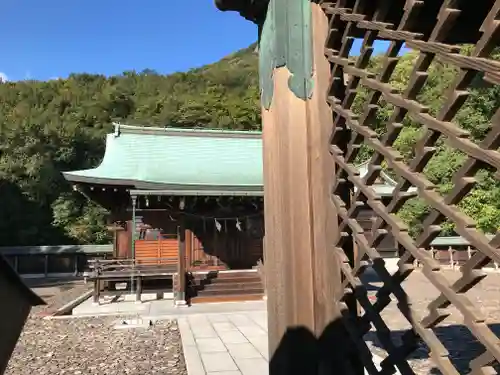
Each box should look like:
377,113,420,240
9,269,500,375
27,280,92,316
5,280,187,375
362,268,500,374
5,317,186,375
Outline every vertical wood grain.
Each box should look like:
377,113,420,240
263,2,341,362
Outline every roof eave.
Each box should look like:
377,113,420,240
64,172,264,196
62,171,134,186
130,189,263,197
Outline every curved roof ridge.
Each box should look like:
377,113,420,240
113,123,262,138
63,127,411,196
357,160,398,187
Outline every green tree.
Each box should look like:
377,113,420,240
0,43,498,245
0,44,260,245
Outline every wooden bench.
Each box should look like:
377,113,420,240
87,258,178,304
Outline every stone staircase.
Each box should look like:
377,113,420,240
188,270,265,304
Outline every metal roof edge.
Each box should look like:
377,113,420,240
130,189,263,197
112,123,262,139
430,234,495,246
61,131,117,183
357,160,398,187
62,172,264,193
0,244,113,255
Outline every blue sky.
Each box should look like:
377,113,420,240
0,0,258,81
0,1,402,82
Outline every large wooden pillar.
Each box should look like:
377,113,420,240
260,2,344,373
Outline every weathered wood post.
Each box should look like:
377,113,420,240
176,198,187,306
216,1,350,373
130,195,137,296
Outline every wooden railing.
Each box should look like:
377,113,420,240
1,236,497,281
87,257,179,274
86,258,178,304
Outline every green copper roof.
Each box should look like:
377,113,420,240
356,160,417,196
63,124,264,195
63,124,410,196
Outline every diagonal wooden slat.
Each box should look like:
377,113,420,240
323,0,500,373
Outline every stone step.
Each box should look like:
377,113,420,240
190,293,265,304
215,271,259,279
201,281,263,291
193,275,262,285
196,287,264,297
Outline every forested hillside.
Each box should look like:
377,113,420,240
0,44,498,246
0,45,260,246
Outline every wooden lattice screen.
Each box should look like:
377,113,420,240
323,0,500,374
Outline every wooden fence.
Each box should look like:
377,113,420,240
0,245,113,278
1,236,498,280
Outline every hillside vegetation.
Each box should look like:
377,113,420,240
0,44,498,246
0,45,260,246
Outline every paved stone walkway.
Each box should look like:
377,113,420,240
178,311,269,375
67,266,500,374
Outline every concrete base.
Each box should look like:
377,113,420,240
113,318,153,330
73,293,174,317
175,300,188,308
123,292,174,302
72,297,266,319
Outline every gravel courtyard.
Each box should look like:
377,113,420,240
364,268,500,373
5,281,187,375
6,269,500,375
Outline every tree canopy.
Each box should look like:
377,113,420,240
0,43,498,246
0,45,260,246
352,47,500,238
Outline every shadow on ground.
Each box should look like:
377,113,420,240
23,278,79,300
366,323,500,374
360,265,500,374
269,318,365,375
23,278,79,289
269,265,500,374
